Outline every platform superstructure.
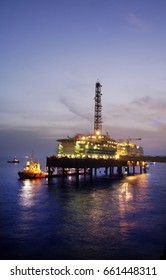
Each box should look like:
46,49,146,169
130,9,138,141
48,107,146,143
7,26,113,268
57,133,117,159
57,81,144,159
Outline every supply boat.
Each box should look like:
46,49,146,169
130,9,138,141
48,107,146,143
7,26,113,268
18,156,47,179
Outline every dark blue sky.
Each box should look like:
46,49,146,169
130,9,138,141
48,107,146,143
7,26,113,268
1,0,166,157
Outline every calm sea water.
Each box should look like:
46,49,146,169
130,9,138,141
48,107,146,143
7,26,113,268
0,156,166,260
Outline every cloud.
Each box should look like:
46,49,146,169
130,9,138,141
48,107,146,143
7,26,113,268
131,96,166,123
104,95,166,132
59,95,92,121
126,12,152,31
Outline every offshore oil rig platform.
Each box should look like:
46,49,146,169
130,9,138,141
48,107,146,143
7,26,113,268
46,81,146,182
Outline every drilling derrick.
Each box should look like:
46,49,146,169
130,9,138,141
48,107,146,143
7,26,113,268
94,81,102,135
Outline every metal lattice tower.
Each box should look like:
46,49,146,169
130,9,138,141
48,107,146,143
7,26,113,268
94,81,102,134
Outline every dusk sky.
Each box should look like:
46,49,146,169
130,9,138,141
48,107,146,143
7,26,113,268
1,0,166,157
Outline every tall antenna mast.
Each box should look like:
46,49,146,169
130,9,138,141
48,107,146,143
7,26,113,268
94,81,102,135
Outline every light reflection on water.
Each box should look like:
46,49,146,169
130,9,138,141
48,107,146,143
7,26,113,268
0,161,166,260
19,179,42,207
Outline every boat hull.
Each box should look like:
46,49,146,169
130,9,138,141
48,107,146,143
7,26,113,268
7,160,19,163
18,171,47,179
